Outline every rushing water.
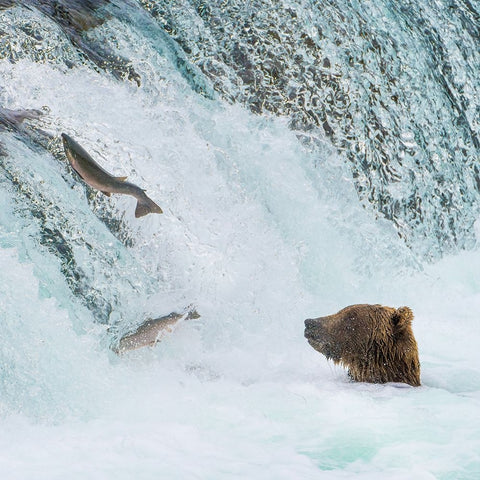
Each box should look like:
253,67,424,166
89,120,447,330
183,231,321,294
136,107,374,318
0,1,479,479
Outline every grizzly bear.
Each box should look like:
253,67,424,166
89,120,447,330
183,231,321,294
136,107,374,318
304,304,421,386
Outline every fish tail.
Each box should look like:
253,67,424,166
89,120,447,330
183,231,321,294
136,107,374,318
135,194,163,218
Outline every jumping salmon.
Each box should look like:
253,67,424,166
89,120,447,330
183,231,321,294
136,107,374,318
62,133,162,218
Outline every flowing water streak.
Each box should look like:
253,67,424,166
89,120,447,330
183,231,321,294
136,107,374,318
140,0,480,258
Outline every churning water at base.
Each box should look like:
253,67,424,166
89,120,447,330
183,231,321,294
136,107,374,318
1,2,479,479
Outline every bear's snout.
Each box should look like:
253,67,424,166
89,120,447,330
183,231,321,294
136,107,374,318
304,318,317,329
304,318,324,339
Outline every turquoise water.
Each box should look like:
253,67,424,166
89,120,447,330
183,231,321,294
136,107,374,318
0,2,479,479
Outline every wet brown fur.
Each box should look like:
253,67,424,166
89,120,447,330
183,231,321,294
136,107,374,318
304,304,421,386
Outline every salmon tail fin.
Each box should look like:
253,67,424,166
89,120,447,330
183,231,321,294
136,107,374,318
184,304,201,320
135,194,163,218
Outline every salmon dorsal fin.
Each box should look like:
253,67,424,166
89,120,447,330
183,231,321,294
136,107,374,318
101,191,111,197
116,176,128,182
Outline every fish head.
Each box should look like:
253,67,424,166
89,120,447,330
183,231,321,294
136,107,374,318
61,133,74,150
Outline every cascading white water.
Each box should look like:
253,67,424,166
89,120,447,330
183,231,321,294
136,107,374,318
0,2,479,478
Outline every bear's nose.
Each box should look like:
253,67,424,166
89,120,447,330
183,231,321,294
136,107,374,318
304,318,316,329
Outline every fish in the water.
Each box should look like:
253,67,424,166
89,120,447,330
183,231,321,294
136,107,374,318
61,133,162,218
0,107,43,130
114,307,200,354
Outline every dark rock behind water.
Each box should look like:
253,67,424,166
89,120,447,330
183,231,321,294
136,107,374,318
139,0,480,258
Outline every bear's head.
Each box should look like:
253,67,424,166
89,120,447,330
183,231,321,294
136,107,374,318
304,304,420,386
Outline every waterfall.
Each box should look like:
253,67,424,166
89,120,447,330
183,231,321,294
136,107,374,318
0,2,479,478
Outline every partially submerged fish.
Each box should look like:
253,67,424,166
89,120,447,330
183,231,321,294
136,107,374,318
114,308,200,354
61,133,162,218
0,107,43,130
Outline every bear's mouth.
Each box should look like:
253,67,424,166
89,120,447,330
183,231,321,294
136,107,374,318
304,326,314,339
305,335,341,362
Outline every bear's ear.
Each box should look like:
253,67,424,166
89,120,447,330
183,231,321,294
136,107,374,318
392,306,414,331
